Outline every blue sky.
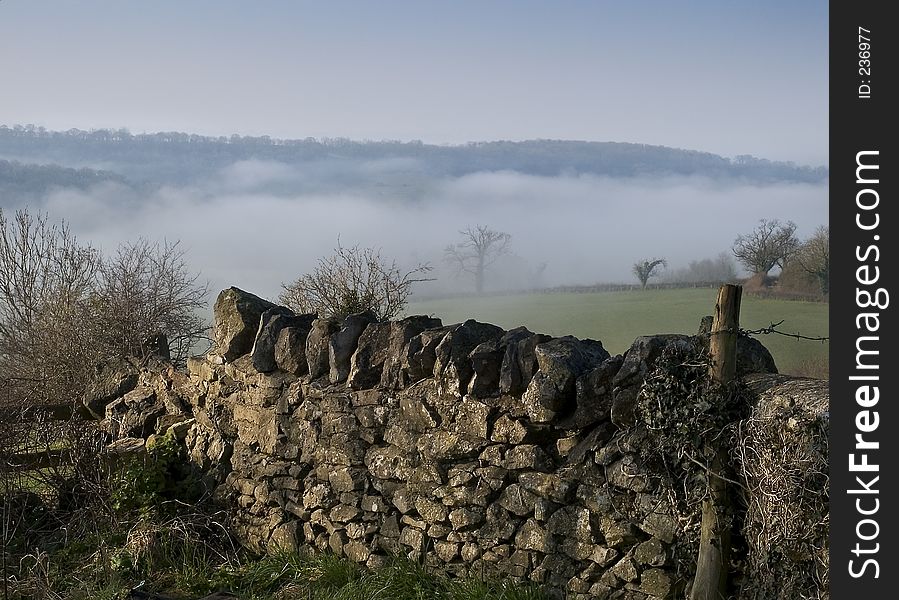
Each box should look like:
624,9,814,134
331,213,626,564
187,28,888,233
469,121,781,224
1,0,828,164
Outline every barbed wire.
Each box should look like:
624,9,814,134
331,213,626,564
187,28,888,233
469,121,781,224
740,320,829,342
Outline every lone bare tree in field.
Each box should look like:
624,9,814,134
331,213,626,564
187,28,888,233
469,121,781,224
280,242,432,321
732,219,799,278
444,225,511,294
632,258,667,289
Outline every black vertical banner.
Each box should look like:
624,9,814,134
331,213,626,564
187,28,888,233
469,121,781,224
830,1,897,597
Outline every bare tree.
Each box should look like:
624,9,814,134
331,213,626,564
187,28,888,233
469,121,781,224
444,225,511,294
94,238,209,366
0,209,101,409
732,219,799,277
794,225,829,295
280,242,432,321
0,209,209,408
632,258,667,289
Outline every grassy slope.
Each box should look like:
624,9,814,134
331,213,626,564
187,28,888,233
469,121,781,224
406,288,828,377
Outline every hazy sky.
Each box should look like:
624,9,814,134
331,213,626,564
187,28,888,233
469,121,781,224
1,0,828,165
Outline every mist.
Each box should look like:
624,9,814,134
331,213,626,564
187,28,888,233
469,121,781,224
18,158,827,303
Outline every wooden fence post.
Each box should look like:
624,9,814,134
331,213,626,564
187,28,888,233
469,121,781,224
690,284,741,600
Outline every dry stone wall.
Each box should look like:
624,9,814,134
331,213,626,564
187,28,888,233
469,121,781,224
99,287,828,600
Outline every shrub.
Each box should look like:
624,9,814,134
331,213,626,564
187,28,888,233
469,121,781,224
280,242,432,321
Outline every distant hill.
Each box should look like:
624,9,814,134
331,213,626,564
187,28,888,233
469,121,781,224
0,125,827,188
0,159,129,202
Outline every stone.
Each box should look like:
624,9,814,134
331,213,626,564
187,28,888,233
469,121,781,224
361,495,389,513
499,330,552,396
384,424,418,451
587,582,615,599
329,467,368,493
329,312,377,384
435,483,492,508
344,540,371,563
546,506,594,542
165,417,195,440
330,504,361,522
401,514,426,530
475,465,508,491
416,430,486,462
635,538,666,566
607,455,652,492
346,522,375,539
610,387,640,428
560,355,623,429
303,483,335,510
567,577,591,594
515,518,553,553
415,497,448,524
504,445,553,471
390,486,415,514
435,540,460,562
378,316,443,389
347,321,393,389
399,526,425,553
468,339,505,398
305,317,340,379
103,386,165,439
274,325,313,375
187,355,219,383
366,554,390,570
639,512,681,544
250,307,299,372
640,568,672,598
478,504,518,542
490,414,528,444
453,397,492,439
609,556,638,582
398,393,439,432
401,325,454,385
232,404,278,454
449,507,485,530
613,335,693,387
329,530,348,555
213,287,279,361
599,517,640,548
559,540,595,562
556,435,580,457
590,546,619,566
83,357,139,418
461,542,482,562
520,336,610,422
736,335,778,375
434,320,505,396
103,437,146,463
518,472,572,503
269,521,301,552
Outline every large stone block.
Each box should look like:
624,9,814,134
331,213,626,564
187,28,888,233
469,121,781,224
329,311,377,384
434,320,505,397
305,317,340,379
213,287,279,361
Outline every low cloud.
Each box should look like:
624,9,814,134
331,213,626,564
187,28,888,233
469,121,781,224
28,161,828,302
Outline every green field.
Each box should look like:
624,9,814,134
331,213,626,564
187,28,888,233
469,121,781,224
406,288,828,378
